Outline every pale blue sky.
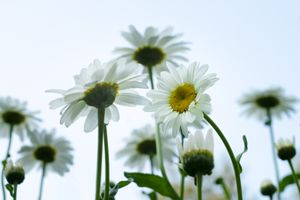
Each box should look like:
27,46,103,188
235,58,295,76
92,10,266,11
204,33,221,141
1,0,300,199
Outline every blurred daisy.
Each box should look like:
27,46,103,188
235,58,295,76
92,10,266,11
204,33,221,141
47,58,149,132
18,129,73,176
239,87,297,120
276,137,296,161
116,125,175,171
144,62,218,137
177,129,214,177
115,25,189,74
0,96,40,140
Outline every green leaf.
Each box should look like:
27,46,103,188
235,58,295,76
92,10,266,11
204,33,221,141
236,135,248,173
5,184,14,197
279,173,300,192
148,191,158,200
124,172,179,200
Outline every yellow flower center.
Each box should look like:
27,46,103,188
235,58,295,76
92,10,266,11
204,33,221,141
169,83,197,113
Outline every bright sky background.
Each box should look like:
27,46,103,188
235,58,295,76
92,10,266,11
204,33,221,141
1,0,300,199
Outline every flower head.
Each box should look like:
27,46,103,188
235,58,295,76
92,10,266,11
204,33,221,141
18,129,73,176
276,137,296,160
4,160,25,185
260,179,277,197
115,25,189,74
0,97,40,140
47,59,149,132
177,129,214,177
239,87,297,120
145,62,218,137
116,125,175,171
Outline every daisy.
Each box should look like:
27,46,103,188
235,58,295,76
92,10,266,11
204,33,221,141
0,96,40,140
144,62,218,137
239,87,298,120
18,129,73,176
176,129,214,177
114,25,189,74
116,124,175,172
260,179,277,198
47,58,149,132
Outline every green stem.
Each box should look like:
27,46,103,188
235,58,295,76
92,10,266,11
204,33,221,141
147,66,154,89
197,175,202,200
287,159,300,196
180,173,185,200
2,125,14,200
149,155,154,174
13,183,17,200
221,181,231,200
204,113,243,200
5,125,14,159
38,163,46,200
103,125,110,200
266,109,281,200
269,196,273,200
155,124,180,200
95,108,105,200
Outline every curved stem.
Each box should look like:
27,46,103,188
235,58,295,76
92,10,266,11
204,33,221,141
95,108,105,200
197,175,202,200
147,66,154,89
287,159,300,196
204,113,243,200
2,125,14,200
155,124,180,200
266,109,281,200
103,125,110,200
13,183,17,200
38,163,46,200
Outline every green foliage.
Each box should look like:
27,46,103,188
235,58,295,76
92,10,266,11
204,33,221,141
5,184,14,197
236,135,248,173
279,173,300,192
124,172,179,200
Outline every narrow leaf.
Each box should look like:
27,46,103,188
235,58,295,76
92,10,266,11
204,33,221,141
236,135,248,173
124,172,179,200
5,184,14,197
279,173,300,192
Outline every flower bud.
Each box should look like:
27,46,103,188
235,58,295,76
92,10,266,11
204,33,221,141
260,180,276,197
4,160,25,185
276,138,296,160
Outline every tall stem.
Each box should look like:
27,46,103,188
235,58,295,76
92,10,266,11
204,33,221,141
2,125,14,200
13,183,17,200
95,108,105,200
149,155,154,174
38,163,46,200
155,124,180,200
266,109,281,200
204,113,243,200
103,125,110,200
287,159,300,196
180,173,185,200
197,175,202,200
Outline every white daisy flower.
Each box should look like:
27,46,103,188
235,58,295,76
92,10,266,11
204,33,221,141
116,124,175,171
176,129,214,177
0,96,40,140
114,25,189,74
239,87,298,120
144,62,218,137
47,58,149,132
18,129,73,176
